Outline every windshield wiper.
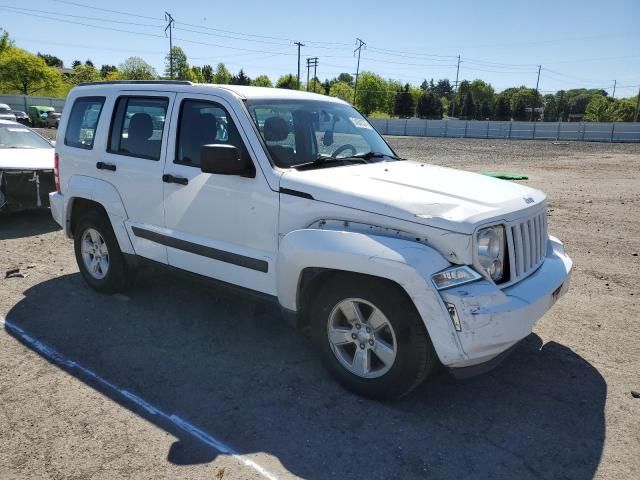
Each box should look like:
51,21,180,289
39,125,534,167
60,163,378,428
344,151,405,161
293,154,368,171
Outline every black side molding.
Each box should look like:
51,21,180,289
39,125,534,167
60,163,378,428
131,227,268,273
279,188,314,200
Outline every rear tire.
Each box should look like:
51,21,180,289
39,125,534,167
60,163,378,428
74,210,133,293
310,274,437,400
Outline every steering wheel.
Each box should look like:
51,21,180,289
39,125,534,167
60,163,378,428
331,144,356,158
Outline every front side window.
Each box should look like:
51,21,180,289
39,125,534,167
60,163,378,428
176,99,247,167
64,96,105,149
245,99,396,168
109,96,168,160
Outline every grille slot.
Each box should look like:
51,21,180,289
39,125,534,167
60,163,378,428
509,211,547,283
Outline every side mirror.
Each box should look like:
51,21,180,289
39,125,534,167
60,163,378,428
200,144,255,177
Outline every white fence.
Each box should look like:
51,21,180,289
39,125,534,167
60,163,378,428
0,94,66,112
368,118,640,143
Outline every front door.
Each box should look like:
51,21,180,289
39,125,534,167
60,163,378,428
161,93,279,295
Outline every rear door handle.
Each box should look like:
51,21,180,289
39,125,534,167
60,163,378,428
96,161,116,172
162,174,189,186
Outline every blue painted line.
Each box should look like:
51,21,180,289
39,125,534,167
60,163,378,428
1,316,279,480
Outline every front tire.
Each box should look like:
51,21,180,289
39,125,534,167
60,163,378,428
311,274,438,400
74,210,133,293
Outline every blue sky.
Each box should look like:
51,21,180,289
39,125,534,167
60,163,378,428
2,0,639,97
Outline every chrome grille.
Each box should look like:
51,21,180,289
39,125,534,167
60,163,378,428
508,210,547,282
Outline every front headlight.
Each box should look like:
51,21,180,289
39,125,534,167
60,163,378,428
477,225,506,282
432,265,483,290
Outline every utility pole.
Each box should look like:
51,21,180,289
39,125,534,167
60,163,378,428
164,12,175,79
612,79,617,99
306,57,318,92
531,64,542,122
634,87,640,122
294,41,304,89
353,38,366,105
450,55,461,117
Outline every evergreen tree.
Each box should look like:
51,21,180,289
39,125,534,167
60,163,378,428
480,99,491,119
276,74,299,90
393,84,415,117
459,92,475,119
71,59,81,68
164,46,189,80
37,53,63,68
100,64,117,78
416,91,442,119
231,69,251,85
214,63,232,84
202,65,214,83
85,59,94,67
512,96,527,120
494,94,511,120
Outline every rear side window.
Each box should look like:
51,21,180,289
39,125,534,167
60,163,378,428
108,96,168,161
64,96,105,149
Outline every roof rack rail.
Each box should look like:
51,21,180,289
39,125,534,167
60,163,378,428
77,80,193,86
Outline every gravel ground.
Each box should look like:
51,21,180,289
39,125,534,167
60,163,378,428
1,135,639,479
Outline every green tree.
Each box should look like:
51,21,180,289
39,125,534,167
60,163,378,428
100,65,117,78
72,59,81,68
479,99,492,119
118,56,157,80
214,63,232,84
469,79,495,109
0,48,61,95
252,75,273,87
433,79,453,100
393,84,415,117
494,94,511,120
37,52,63,68
543,94,557,121
583,96,611,122
69,63,101,85
329,81,354,103
608,98,636,122
337,72,354,86
0,29,14,55
512,96,528,121
458,91,475,119
276,74,299,90
165,46,190,80
416,91,442,118
355,72,387,115
190,66,204,83
202,64,214,83
85,59,94,67
231,69,251,85
306,76,324,94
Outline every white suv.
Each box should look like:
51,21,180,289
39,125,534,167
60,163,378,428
50,81,572,399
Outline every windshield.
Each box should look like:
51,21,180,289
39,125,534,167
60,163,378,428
0,125,52,149
245,99,396,168
0,106,12,114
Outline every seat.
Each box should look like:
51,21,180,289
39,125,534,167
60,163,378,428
263,117,296,166
180,111,219,166
125,113,155,158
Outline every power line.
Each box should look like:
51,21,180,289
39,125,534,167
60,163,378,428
51,0,163,21
0,5,161,28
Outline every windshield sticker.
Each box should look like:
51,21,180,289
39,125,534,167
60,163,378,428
349,117,373,130
7,128,29,132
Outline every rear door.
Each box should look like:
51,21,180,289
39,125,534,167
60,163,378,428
98,91,176,263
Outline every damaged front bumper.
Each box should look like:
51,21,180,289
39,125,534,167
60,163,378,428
0,169,55,212
439,235,572,376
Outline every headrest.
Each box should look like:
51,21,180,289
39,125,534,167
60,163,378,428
128,113,153,140
263,117,289,142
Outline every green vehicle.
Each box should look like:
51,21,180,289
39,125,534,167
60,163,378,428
28,106,55,127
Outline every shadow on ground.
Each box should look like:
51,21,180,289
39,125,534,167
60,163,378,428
5,267,605,479
0,209,60,240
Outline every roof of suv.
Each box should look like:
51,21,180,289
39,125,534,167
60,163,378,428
72,81,347,104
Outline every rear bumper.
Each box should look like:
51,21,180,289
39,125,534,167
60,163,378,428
440,235,572,371
49,191,65,231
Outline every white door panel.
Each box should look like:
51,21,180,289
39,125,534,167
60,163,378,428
162,93,279,294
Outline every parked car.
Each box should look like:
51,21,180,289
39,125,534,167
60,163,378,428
11,110,30,125
0,120,55,212
45,111,62,129
49,81,572,399
28,106,55,127
0,103,17,122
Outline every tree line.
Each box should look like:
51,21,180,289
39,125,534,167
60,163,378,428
0,31,636,122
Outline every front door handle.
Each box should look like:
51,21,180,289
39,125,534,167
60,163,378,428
162,174,189,186
96,161,116,172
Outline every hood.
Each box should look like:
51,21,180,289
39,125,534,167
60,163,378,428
280,161,546,234
0,148,55,171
